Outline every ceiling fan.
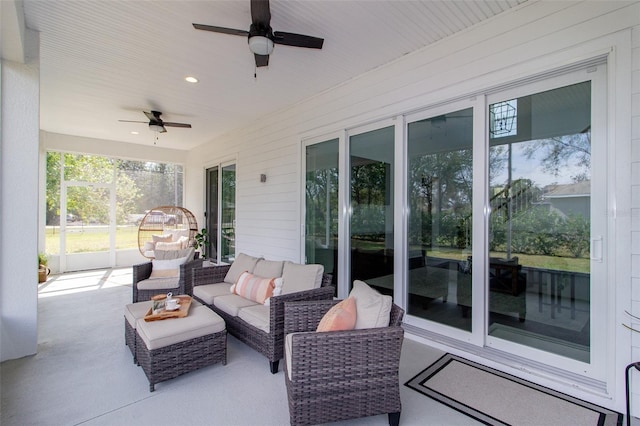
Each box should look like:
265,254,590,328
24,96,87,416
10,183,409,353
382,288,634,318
118,111,192,133
193,0,324,68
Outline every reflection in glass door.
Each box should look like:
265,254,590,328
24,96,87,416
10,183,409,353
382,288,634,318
487,80,594,363
206,166,219,261
305,139,339,288
349,126,395,294
407,108,474,331
205,163,236,264
221,164,236,263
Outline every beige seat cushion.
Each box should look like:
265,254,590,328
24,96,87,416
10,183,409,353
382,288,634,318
285,332,304,381
125,299,202,328
213,294,259,317
237,304,270,333
124,301,154,328
280,262,324,295
224,253,261,284
137,277,179,290
193,283,232,305
136,305,225,350
253,259,285,278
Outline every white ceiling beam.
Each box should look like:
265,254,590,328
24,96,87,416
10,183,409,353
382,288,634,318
1,0,26,63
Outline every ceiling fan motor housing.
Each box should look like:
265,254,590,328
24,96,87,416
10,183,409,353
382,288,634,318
248,23,274,55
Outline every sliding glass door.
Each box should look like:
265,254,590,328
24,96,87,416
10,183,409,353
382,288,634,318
305,139,339,287
349,124,395,294
485,68,607,373
205,162,236,264
407,106,474,332
301,64,607,380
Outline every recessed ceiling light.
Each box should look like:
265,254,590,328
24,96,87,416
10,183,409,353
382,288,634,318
185,76,198,83
131,131,139,135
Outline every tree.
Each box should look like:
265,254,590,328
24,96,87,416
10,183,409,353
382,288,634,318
408,148,474,249
562,214,590,258
523,132,591,180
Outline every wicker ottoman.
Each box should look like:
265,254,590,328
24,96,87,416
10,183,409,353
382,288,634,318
124,299,203,363
124,300,153,363
135,305,226,391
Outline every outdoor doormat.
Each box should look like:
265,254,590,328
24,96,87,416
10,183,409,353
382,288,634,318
405,353,622,426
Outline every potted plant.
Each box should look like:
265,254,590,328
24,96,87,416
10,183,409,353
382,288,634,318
38,252,50,283
193,228,209,259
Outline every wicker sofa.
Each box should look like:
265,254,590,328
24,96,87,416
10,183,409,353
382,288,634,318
191,253,334,374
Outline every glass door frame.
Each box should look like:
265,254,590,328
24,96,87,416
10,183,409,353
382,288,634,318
483,65,608,378
301,132,348,297
204,159,237,265
403,97,485,346
344,119,402,299
300,60,613,392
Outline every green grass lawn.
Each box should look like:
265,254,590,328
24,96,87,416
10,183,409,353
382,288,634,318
47,229,588,274
425,247,589,273
45,225,138,254
351,239,590,273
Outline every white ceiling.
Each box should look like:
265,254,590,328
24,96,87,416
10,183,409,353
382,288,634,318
22,0,526,150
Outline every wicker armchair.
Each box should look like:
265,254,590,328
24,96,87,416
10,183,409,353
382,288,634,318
191,264,335,374
132,258,203,302
283,300,405,426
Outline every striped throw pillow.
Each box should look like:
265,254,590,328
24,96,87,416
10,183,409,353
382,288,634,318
233,272,276,305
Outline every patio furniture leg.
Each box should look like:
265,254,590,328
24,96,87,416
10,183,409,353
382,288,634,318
626,362,640,426
388,412,400,426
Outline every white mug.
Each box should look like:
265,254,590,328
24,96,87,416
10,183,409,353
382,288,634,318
166,298,179,310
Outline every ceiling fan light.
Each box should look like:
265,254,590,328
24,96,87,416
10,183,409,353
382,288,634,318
149,123,164,133
248,35,274,56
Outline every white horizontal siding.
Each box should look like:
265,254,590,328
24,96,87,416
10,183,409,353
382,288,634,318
186,0,639,412
188,0,636,252
632,7,640,414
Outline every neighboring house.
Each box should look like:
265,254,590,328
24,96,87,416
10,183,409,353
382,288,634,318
541,181,591,219
2,0,640,418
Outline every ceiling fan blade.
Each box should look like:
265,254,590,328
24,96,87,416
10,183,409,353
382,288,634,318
273,31,324,49
144,111,162,122
118,120,146,123
193,23,249,37
163,122,192,128
251,0,271,26
254,53,269,67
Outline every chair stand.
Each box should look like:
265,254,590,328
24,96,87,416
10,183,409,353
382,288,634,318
389,412,401,426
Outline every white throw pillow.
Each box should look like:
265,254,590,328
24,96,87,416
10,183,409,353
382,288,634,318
154,247,194,261
171,229,190,242
152,234,173,243
264,278,283,306
149,251,192,279
155,241,184,251
349,280,392,329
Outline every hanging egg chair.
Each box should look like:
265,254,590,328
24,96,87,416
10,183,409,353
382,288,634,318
137,206,198,259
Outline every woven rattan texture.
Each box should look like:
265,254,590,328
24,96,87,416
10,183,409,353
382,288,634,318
124,319,137,362
137,206,198,259
191,264,334,373
135,329,227,392
132,258,204,302
284,301,404,426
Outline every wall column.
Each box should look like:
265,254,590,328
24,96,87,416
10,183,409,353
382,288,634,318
0,27,40,361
